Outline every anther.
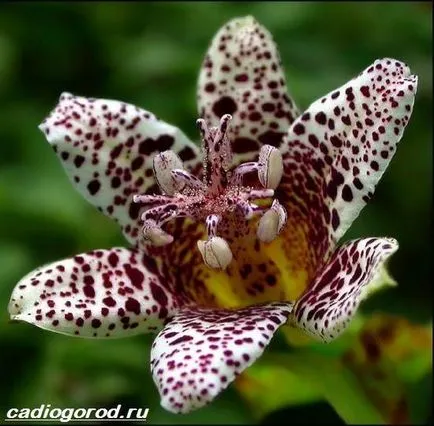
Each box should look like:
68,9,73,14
257,199,287,243
142,219,174,246
197,237,233,270
258,145,283,189
153,150,185,195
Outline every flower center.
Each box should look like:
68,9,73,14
133,114,287,269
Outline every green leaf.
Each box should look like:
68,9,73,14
340,314,432,424
263,352,384,424
234,363,322,420
257,315,432,424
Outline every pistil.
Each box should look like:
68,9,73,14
133,115,287,269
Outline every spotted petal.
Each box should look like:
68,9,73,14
39,93,200,247
197,16,299,165
292,237,398,342
8,247,177,338
279,58,417,267
150,302,293,413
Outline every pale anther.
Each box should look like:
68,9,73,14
257,199,287,243
153,150,185,195
197,237,233,270
258,145,283,190
142,219,174,246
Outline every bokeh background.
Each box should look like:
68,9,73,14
0,1,431,424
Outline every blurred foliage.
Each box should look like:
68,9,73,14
239,314,432,424
0,2,431,424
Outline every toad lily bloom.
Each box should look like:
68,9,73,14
9,16,417,414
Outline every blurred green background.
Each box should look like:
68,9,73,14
0,1,431,424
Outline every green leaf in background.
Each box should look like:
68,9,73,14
245,353,384,424
8,335,251,425
238,315,432,424
340,314,432,424
234,363,323,420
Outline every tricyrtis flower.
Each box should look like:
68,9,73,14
8,16,417,414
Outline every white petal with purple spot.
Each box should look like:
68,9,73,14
197,16,300,166
293,237,398,342
9,247,177,338
150,302,293,413
39,93,200,247
281,59,417,254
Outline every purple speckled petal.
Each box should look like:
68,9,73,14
39,92,200,247
150,302,293,413
279,59,417,271
293,237,398,342
9,247,177,338
197,16,299,166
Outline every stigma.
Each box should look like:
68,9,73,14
133,115,287,269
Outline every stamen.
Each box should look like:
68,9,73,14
140,204,187,245
142,219,174,246
206,214,221,238
153,150,185,195
197,237,233,270
245,188,274,201
141,204,180,224
133,194,174,206
257,199,287,243
258,145,283,189
237,201,264,220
